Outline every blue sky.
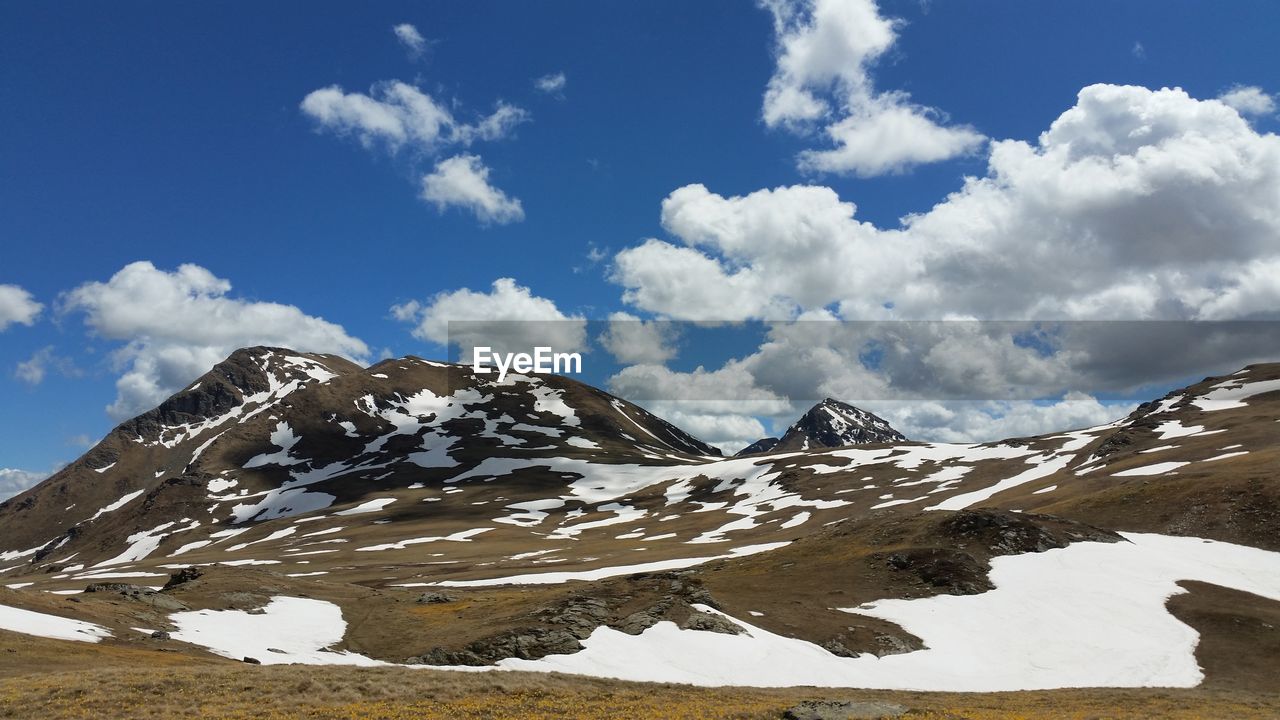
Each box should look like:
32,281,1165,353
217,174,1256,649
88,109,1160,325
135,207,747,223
2,1,1279,486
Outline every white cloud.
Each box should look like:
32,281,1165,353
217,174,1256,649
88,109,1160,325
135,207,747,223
454,102,529,145
799,96,987,176
393,278,586,359
14,346,77,386
606,340,1134,449
617,183,896,320
393,23,427,58
0,284,42,330
607,362,794,452
0,468,46,501
867,394,1134,444
420,154,525,224
761,0,985,176
14,351,47,385
1131,41,1146,60
598,312,679,365
613,238,777,322
302,66,529,227
61,261,368,420
1195,257,1280,319
608,83,1280,446
603,347,1136,449
1218,85,1276,116
615,84,1280,324
644,407,770,456
534,72,567,95
607,362,794,417
300,82,527,154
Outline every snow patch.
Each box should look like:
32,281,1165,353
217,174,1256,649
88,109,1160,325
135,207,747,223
500,534,1280,691
169,596,385,666
0,604,113,643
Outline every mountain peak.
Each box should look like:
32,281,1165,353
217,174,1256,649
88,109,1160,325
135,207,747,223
115,347,362,443
737,398,907,456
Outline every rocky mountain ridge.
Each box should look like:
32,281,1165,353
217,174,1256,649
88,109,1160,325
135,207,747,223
0,351,1278,690
737,398,908,456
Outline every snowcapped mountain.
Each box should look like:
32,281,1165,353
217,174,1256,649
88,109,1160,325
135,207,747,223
738,398,907,456
1,350,1279,694
0,346,724,562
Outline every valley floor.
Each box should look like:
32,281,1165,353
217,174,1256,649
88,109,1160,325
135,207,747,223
2,664,1278,719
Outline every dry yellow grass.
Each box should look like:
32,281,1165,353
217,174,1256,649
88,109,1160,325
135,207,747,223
2,665,1279,720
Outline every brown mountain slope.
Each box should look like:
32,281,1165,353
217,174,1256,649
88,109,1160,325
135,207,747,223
0,352,1277,689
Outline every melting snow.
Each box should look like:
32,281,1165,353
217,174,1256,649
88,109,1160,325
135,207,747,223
1191,378,1280,412
88,489,146,522
243,422,303,468
355,528,491,552
501,534,1280,691
93,519,198,567
419,542,789,587
226,527,297,552
1113,462,1188,477
1201,451,1248,463
0,604,113,643
494,499,564,527
207,477,238,494
927,453,1073,512
779,511,810,529
334,498,397,516
169,596,385,665
1154,420,1206,440
549,504,645,539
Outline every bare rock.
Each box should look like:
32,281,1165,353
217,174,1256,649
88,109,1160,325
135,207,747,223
161,567,204,591
679,610,744,635
415,592,457,604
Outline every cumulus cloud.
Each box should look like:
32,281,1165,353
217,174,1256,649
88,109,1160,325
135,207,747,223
393,23,427,58
1218,85,1276,116
614,184,893,320
617,85,1280,325
608,362,795,451
646,407,771,456
420,154,524,224
0,284,42,330
867,394,1135,444
608,83,1280,447
761,0,984,176
598,312,679,365
393,278,586,359
606,335,1136,449
608,363,794,417
799,97,987,176
0,468,46,501
534,72,567,95
302,80,528,224
60,262,368,420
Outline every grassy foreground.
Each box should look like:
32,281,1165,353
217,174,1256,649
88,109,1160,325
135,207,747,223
2,665,1279,720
